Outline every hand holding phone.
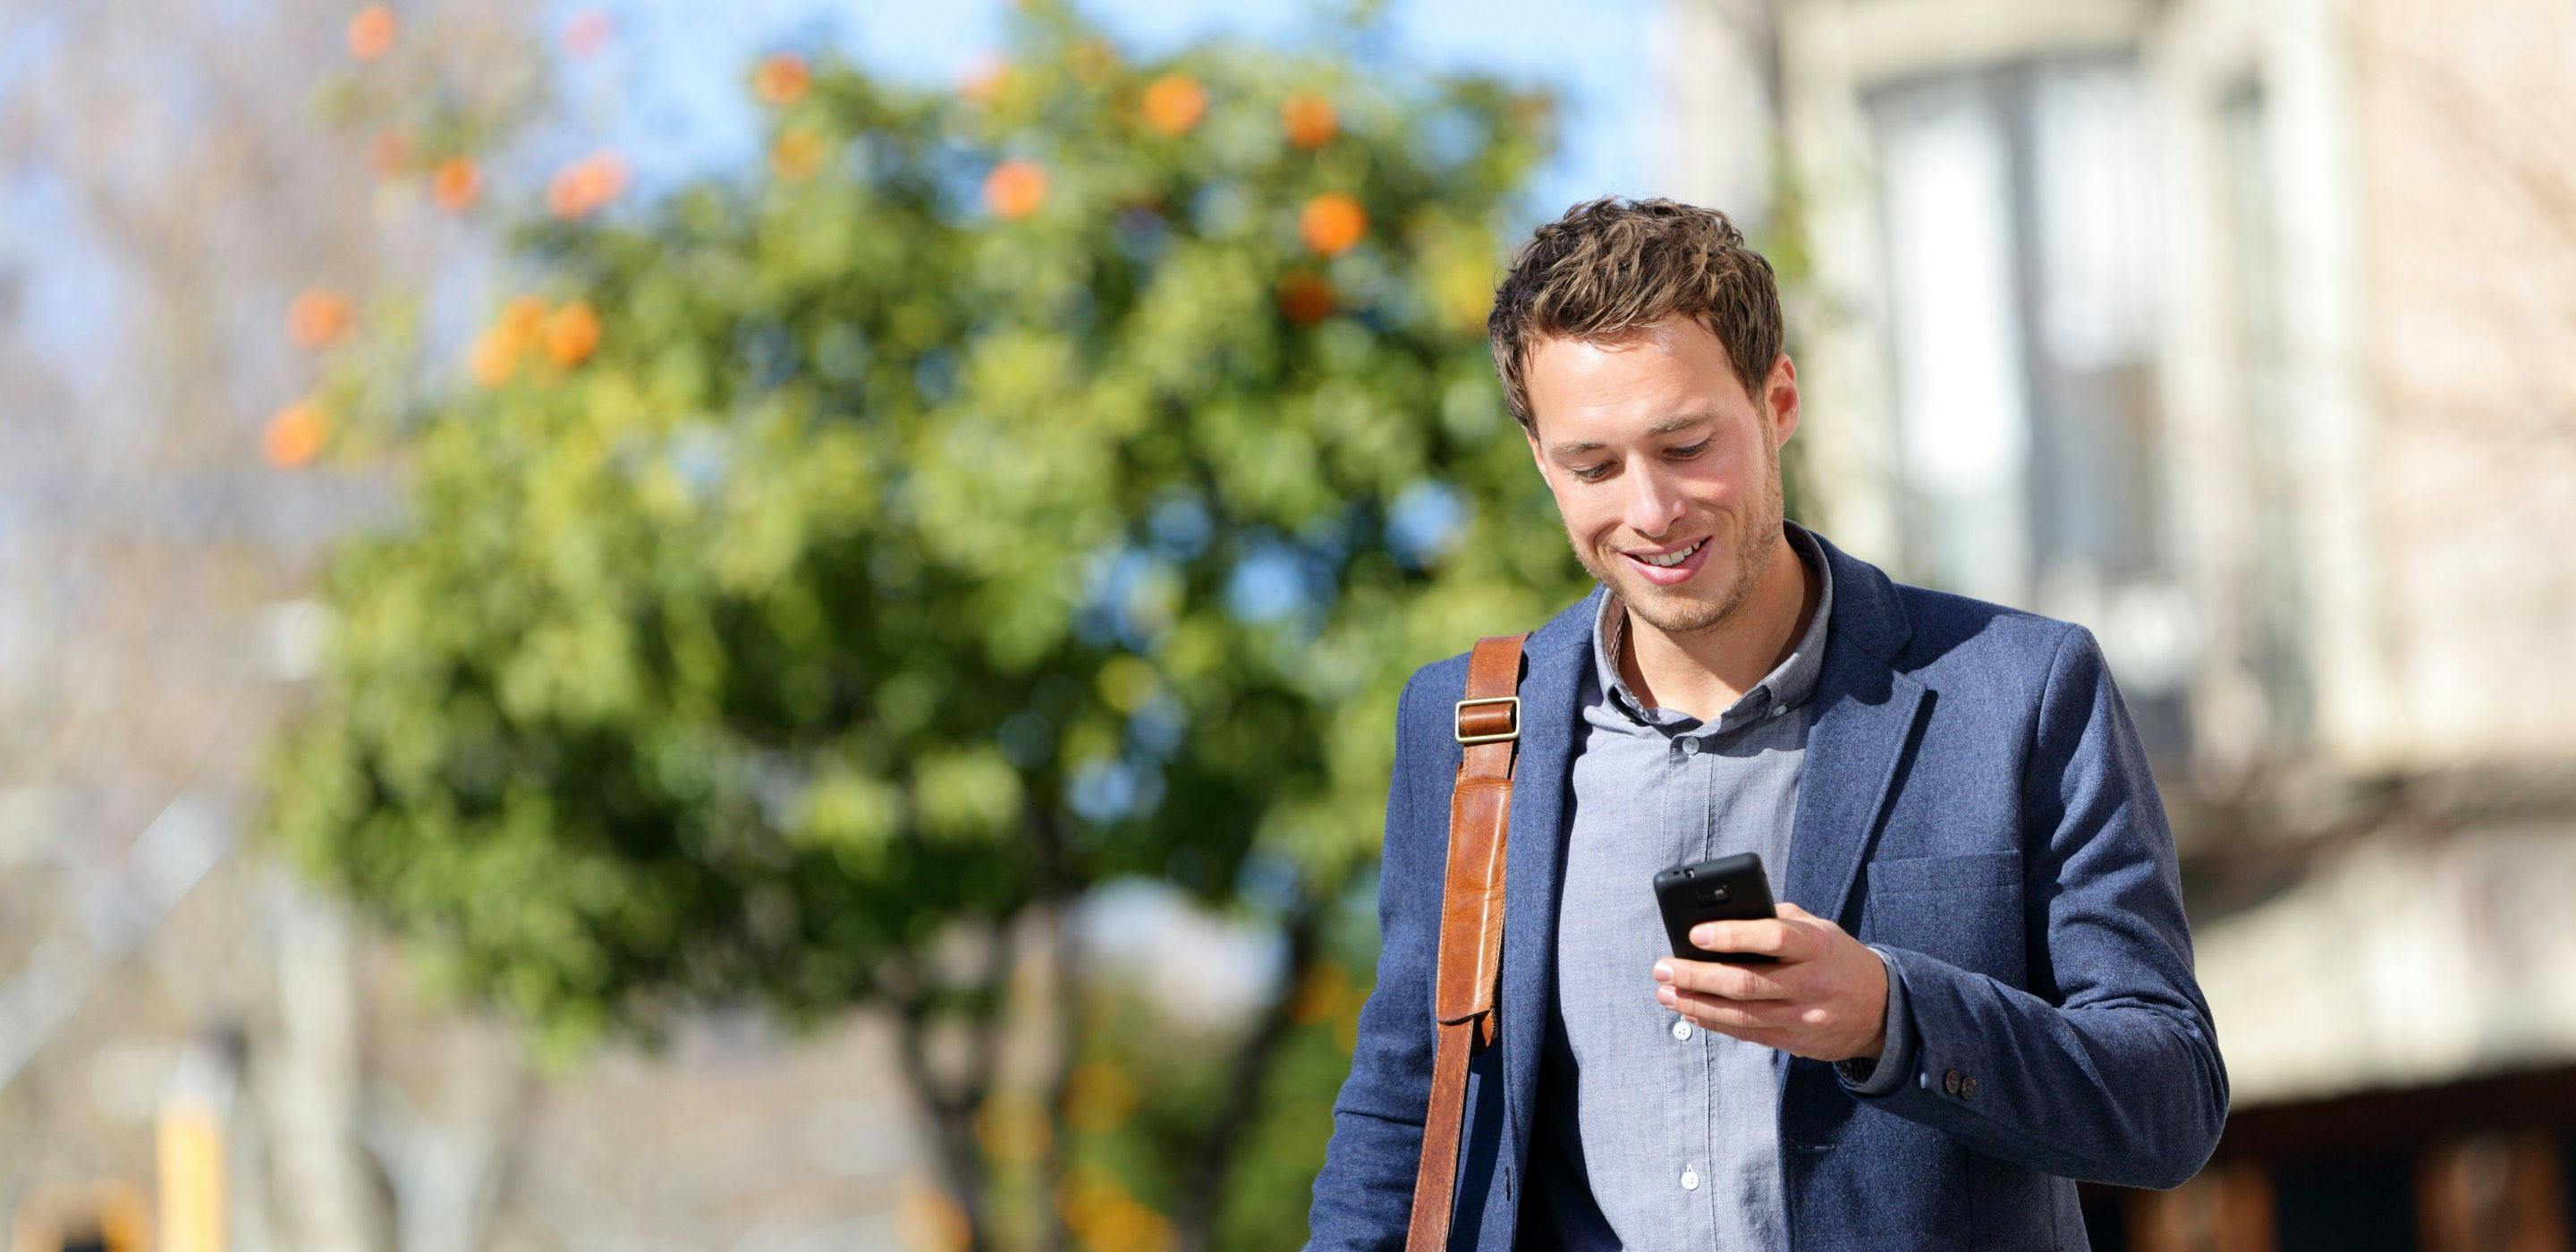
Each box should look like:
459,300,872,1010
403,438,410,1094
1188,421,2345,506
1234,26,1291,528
1649,856,1894,1062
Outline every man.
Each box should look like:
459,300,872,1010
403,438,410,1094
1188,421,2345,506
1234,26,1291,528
1306,199,2226,1250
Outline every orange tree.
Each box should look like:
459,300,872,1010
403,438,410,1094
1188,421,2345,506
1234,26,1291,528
262,3,1577,1245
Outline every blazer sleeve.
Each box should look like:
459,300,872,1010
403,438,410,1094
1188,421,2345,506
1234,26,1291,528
1855,625,2231,1189
1307,669,1445,1249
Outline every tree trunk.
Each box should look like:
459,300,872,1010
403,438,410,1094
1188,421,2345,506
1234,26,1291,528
895,1002,996,1250
263,878,383,1252
1171,901,1326,1251
1030,805,1080,1252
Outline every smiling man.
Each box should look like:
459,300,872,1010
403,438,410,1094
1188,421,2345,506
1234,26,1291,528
1308,199,2226,1250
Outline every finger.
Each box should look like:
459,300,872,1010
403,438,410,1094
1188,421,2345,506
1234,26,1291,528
1653,956,1793,1001
1688,918,1811,961
1665,986,1852,1045
1659,986,1801,1034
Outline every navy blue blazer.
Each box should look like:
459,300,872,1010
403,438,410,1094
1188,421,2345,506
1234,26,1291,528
1307,532,2227,1251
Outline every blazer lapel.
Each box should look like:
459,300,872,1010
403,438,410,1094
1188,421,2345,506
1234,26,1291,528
1496,585,1599,1164
1783,537,1927,926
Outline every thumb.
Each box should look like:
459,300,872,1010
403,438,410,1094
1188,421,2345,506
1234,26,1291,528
1776,900,1812,920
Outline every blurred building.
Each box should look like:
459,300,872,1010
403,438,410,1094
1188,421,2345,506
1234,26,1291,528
1664,0,2576,1246
0,643,932,1252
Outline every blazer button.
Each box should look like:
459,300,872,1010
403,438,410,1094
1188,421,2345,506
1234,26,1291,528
1960,1075,1978,1100
1942,1069,1962,1096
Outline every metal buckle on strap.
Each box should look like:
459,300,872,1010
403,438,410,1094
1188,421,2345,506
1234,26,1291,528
1453,696,1521,745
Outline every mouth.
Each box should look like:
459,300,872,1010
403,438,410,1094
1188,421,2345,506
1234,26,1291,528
1617,536,1711,587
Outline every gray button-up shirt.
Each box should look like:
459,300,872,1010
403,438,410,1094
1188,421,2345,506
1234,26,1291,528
1523,522,1914,1249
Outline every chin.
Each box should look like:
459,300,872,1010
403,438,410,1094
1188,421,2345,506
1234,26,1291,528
1625,579,1740,636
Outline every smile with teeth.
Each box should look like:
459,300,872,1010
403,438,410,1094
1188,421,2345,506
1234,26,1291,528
1630,537,1706,568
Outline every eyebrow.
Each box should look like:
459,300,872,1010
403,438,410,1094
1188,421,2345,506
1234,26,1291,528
1548,412,1718,458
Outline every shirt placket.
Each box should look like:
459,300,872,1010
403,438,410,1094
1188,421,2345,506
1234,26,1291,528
1648,724,1707,1239
1699,731,1728,1237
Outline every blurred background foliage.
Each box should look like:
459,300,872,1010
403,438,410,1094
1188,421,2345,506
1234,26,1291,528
257,0,1582,1245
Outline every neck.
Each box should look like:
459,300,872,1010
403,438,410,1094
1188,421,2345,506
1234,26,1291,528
1618,531,1816,722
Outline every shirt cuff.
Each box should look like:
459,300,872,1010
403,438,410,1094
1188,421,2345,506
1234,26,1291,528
1835,945,1914,1097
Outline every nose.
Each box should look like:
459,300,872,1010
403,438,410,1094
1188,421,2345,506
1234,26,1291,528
1621,459,1688,539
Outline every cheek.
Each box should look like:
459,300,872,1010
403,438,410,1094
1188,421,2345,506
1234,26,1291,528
1693,453,1762,506
1537,474,1604,530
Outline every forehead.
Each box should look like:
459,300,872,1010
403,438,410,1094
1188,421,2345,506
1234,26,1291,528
1521,317,1747,444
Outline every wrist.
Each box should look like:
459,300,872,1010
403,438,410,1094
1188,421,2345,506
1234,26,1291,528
1835,945,1911,1096
1852,948,1889,1060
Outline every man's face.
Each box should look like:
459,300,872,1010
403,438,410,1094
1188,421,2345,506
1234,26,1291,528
1521,316,1799,638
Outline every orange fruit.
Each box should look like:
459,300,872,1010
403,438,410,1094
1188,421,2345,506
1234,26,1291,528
347,4,395,63
983,160,1047,221
1283,92,1337,149
543,300,600,366
498,296,547,347
264,401,328,468
771,130,826,182
286,289,355,348
1300,191,1367,256
1276,270,1336,326
468,327,518,386
547,150,628,219
753,53,809,107
429,156,480,213
546,167,588,218
1140,74,1207,136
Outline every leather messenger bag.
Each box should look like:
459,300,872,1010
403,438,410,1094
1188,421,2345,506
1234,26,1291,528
1406,632,1528,1252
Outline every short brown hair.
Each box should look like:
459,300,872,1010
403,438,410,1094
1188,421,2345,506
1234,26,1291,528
1487,197,1784,434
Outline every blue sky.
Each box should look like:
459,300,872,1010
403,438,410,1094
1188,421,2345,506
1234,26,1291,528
561,0,1661,229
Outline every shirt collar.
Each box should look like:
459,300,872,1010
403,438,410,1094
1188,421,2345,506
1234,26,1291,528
1590,520,1835,731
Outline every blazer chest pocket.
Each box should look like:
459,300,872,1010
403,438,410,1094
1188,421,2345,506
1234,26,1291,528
1864,850,2024,981
1867,850,2020,895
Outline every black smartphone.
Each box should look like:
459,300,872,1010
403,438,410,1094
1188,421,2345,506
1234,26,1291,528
1653,852,1779,964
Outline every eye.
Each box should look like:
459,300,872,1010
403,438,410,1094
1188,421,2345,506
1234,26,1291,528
1569,461,1613,483
1666,439,1712,461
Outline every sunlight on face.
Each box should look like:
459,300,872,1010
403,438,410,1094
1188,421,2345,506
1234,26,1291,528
1521,317,1797,637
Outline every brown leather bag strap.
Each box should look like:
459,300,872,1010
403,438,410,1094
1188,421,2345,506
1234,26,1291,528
1407,633,1526,1252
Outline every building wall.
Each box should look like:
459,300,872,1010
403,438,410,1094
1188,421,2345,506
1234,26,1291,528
1672,0,2576,1118
2344,0,2576,770
1730,0,2576,779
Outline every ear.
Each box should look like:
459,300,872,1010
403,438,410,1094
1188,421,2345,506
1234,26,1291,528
1762,354,1801,448
1524,424,1553,485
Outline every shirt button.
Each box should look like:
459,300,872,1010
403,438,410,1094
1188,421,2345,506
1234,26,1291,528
1680,737,1702,755
1680,1168,1700,1191
1672,1019,1692,1040
1768,704,1787,719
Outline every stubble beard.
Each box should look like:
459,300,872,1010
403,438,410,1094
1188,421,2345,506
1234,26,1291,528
1568,440,1786,642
